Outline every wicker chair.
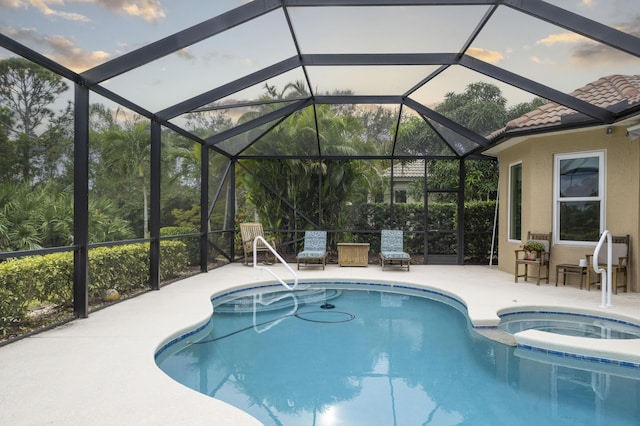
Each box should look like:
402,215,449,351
514,232,552,285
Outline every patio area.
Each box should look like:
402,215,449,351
1,263,639,425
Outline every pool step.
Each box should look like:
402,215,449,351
215,288,342,313
475,328,517,346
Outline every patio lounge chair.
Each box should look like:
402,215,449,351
585,234,629,293
240,222,276,265
514,231,552,285
296,230,328,270
379,229,410,271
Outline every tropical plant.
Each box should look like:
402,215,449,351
91,117,151,237
237,84,383,238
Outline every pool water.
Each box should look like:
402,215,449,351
156,285,640,425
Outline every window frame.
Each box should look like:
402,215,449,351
394,189,407,203
508,161,522,243
553,150,605,246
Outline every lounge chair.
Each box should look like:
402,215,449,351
514,231,551,285
585,234,630,293
296,231,328,270
379,229,410,271
240,222,276,265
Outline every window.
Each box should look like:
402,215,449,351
554,151,605,244
508,162,522,241
395,189,407,203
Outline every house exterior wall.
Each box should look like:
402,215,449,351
384,178,422,203
497,126,640,292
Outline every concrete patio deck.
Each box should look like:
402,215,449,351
1,263,639,425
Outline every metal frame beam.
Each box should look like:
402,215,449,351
157,56,301,120
206,98,312,147
0,33,79,82
149,121,161,291
302,53,458,66
73,84,89,318
80,0,283,84
283,0,497,5
459,55,615,122
404,98,489,148
504,0,640,58
200,146,209,273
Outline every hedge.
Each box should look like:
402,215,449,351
352,201,497,262
160,226,200,265
0,241,188,335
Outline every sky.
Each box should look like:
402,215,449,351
0,0,639,124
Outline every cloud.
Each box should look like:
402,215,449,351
92,0,165,22
0,0,25,8
0,0,165,23
465,47,504,64
32,0,91,21
529,56,555,65
536,32,586,46
0,0,92,21
175,48,195,62
537,16,640,68
2,25,110,71
570,41,638,67
47,34,110,71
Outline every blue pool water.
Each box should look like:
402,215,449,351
156,284,640,425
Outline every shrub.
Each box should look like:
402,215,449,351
160,226,200,265
0,240,188,336
352,200,496,262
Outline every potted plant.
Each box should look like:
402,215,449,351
522,240,545,260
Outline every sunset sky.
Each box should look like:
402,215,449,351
0,0,638,119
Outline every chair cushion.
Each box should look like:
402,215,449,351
381,230,405,252
297,250,326,259
381,251,410,260
303,231,326,251
597,242,628,266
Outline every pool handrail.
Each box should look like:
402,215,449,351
253,292,298,334
593,230,613,308
253,235,298,290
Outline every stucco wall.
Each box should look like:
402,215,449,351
497,126,639,292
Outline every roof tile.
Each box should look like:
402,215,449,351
501,74,640,133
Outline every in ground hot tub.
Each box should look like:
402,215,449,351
498,311,640,339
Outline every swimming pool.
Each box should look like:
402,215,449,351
156,283,640,425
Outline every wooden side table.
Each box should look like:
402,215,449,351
555,264,586,289
337,243,370,267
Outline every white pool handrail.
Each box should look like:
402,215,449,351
253,292,298,334
253,235,298,290
592,230,613,308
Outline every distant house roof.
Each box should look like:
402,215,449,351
382,160,425,178
488,74,640,141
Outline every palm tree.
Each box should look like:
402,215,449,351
97,119,151,237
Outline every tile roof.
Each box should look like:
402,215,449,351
489,74,640,140
382,160,425,178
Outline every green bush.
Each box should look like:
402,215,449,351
0,240,188,335
352,201,496,261
464,200,497,263
160,226,200,265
